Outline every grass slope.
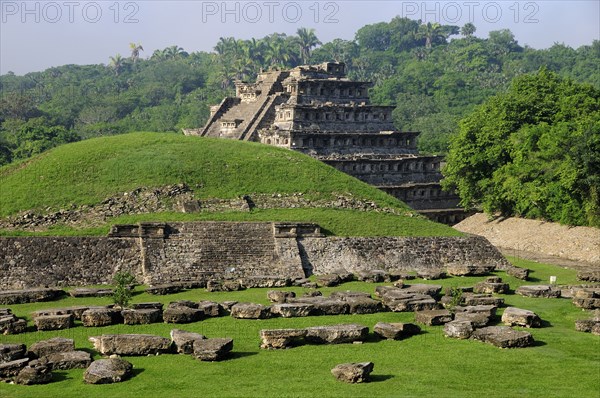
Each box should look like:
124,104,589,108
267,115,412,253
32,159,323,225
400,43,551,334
0,132,459,237
0,259,598,398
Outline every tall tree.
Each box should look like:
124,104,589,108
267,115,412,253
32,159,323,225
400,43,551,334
461,23,476,38
442,69,600,226
295,27,321,64
129,42,144,63
108,54,125,76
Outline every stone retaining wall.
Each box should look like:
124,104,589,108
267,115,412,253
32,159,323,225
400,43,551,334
0,222,509,289
299,236,510,275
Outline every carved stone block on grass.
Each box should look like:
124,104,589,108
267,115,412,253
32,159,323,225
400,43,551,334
170,329,206,354
267,290,296,303
28,337,74,359
357,270,386,283
463,294,504,307
40,350,92,370
131,302,164,310
0,315,27,335
382,293,439,312
0,358,29,380
444,320,474,339
454,312,491,327
15,364,53,385
168,300,198,309
70,288,113,298
454,305,497,317
331,362,374,384
293,298,349,316
82,308,122,327
474,278,509,294
260,328,307,349
122,308,163,325
305,324,368,344
193,338,233,361
515,285,560,298
317,274,342,287
198,301,222,317
446,264,494,276
0,288,65,305
89,334,173,356
270,303,314,318
230,303,270,319
471,326,534,348
163,307,203,324
506,266,529,280
0,343,26,363
575,319,600,335
146,284,184,295
345,297,383,315
573,298,600,310
415,309,454,326
403,284,443,297
417,269,446,280
32,305,91,321
502,307,542,328
34,314,73,331
84,358,133,384
373,322,420,340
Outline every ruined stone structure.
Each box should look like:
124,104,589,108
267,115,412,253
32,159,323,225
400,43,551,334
185,62,466,224
0,221,509,289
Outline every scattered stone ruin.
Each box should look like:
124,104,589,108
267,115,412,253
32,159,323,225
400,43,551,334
185,62,466,224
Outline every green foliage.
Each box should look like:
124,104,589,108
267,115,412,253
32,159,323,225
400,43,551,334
442,69,600,226
0,19,598,164
444,286,463,310
112,271,136,308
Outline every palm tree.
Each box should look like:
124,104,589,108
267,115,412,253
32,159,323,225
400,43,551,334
129,42,144,63
418,23,444,49
108,54,125,76
295,27,321,64
165,45,189,59
461,23,476,38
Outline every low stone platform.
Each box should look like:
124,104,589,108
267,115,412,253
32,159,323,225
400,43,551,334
170,329,206,354
373,322,421,340
34,314,74,331
193,338,233,361
84,358,133,384
471,326,534,348
69,288,113,298
502,307,542,328
89,334,173,356
331,362,374,383
0,288,65,305
515,285,561,298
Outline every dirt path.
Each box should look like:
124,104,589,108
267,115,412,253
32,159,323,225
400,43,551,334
455,213,600,271
499,247,597,272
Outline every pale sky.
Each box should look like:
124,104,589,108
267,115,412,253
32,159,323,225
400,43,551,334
1,0,599,75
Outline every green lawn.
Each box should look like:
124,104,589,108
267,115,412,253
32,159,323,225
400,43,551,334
1,259,598,398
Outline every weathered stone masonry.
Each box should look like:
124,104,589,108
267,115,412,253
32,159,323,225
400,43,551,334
0,222,509,289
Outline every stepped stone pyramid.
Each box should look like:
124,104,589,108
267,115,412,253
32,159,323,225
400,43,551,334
184,62,466,224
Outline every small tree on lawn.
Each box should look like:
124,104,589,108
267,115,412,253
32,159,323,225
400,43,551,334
113,271,136,309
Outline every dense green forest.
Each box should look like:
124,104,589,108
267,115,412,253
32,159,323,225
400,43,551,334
1,18,598,167
1,18,599,226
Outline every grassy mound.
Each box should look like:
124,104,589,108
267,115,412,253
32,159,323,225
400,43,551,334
0,132,459,236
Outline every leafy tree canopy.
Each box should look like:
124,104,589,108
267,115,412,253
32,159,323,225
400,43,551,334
442,69,600,227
